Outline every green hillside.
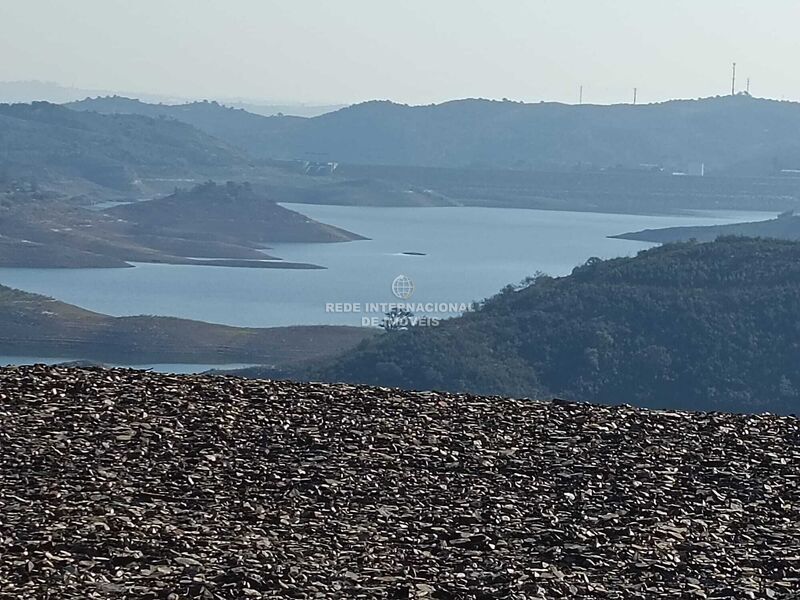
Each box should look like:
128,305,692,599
311,238,800,414
0,102,245,190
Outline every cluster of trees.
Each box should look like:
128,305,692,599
313,238,800,414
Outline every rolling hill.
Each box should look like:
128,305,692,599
69,94,800,175
0,102,246,191
0,182,364,268
0,81,344,116
67,96,302,163
107,181,365,245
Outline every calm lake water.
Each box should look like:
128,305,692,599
0,205,773,331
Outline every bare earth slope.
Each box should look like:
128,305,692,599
0,366,798,598
613,213,800,244
0,285,376,366
0,182,364,269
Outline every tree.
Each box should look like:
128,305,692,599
381,308,415,332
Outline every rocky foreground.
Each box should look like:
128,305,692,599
0,366,799,599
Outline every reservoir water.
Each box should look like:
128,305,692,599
0,205,772,331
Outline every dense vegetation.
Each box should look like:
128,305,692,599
313,238,800,414
68,96,293,164
71,94,800,175
0,102,244,190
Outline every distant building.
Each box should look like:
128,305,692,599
292,160,339,176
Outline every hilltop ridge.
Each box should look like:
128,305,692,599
69,94,800,174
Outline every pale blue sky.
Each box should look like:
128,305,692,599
1,0,798,105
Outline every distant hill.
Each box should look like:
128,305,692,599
614,211,800,243
107,181,365,244
304,238,800,414
68,94,800,175
0,81,130,104
67,96,304,162
0,82,343,116
0,284,376,365
0,102,245,190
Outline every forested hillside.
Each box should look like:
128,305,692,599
313,238,800,414
0,102,245,190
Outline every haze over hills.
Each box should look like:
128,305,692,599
0,81,344,117
70,94,800,175
0,81,187,106
7,95,800,215
67,96,301,163
0,99,446,205
280,238,800,415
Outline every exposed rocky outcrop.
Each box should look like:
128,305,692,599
0,366,798,598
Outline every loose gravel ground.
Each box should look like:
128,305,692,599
0,365,799,598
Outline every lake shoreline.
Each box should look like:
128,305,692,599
0,206,775,329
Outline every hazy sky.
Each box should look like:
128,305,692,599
1,0,799,105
